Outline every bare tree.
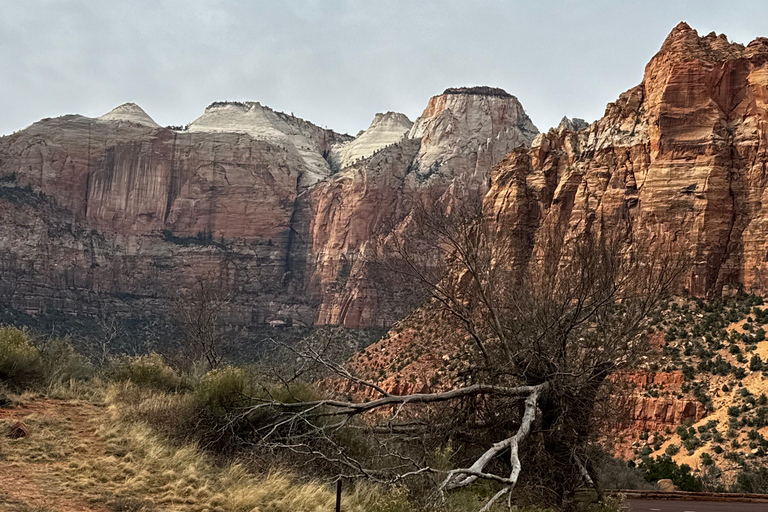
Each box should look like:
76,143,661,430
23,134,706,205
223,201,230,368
172,273,237,370
240,191,689,510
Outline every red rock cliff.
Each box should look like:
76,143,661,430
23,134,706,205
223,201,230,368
488,23,768,297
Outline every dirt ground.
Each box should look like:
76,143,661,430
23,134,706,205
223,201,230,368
0,399,110,512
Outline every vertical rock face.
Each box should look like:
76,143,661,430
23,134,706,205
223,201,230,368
487,23,768,297
0,88,536,331
0,103,347,328
309,88,538,327
409,87,538,183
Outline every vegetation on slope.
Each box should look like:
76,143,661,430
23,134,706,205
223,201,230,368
2,325,595,512
625,294,768,492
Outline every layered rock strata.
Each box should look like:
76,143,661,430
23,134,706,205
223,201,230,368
487,23,768,297
0,90,537,330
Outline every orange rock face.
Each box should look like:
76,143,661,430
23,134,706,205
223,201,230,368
488,23,768,297
3,23,768,334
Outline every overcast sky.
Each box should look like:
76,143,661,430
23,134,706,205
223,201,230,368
2,1,768,136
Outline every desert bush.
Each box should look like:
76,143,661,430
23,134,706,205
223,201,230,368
193,366,257,419
107,353,185,392
733,466,768,493
638,455,703,491
594,455,650,490
38,337,94,385
0,325,43,390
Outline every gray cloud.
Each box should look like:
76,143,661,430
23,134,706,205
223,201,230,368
2,0,767,136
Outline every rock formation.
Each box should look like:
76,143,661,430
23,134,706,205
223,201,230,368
2,23,767,337
0,88,536,332
328,112,413,171
0,102,349,329
309,88,538,327
488,22,768,297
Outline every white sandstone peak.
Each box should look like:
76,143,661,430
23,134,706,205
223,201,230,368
98,103,159,127
407,88,539,179
188,101,336,186
329,111,413,170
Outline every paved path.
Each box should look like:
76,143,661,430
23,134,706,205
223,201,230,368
627,498,768,512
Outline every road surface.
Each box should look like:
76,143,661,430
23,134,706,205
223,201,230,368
627,498,768,511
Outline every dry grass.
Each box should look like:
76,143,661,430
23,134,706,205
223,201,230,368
0,386,412,512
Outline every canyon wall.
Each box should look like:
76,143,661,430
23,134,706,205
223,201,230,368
0,90,537,331
3,23,768,336
488,23,768,297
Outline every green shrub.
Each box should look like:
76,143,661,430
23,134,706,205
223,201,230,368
193,366,256,418
639,456,703,491
108,353,184,392
734,467,768,493
0,325,43,390
665,444,680,456
38,337,94,385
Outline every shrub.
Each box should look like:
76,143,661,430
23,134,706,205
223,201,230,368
193,366,256,419
734,467,768,493
682,437,702,451
0,325,43,390
38,337,94,385
665,444,680,456
108,353,184,392
639,456,703,491
750,355,764,372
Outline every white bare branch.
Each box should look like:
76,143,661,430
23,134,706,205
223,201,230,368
440,382,546,497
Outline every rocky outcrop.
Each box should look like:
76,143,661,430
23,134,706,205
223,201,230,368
408,87,538,183
622,396,708,433
309,88,538,326
188,101,352,186
328,112,413,171
0,88,537,331
487,22,768,297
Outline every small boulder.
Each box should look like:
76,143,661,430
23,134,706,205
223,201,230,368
657,478,676,491
5,421,29,438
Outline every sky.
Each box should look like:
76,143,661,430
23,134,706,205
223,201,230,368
2,0,768,136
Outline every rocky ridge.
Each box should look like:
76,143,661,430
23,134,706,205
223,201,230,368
0,87,537,332
328,112,413,171
487,22,768,297
2,22,768,337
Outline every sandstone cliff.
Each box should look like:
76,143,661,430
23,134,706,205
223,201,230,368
4,22,768,336
309,88,538,327
0,89,536,332
488,23,768,297
0,102,350,329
